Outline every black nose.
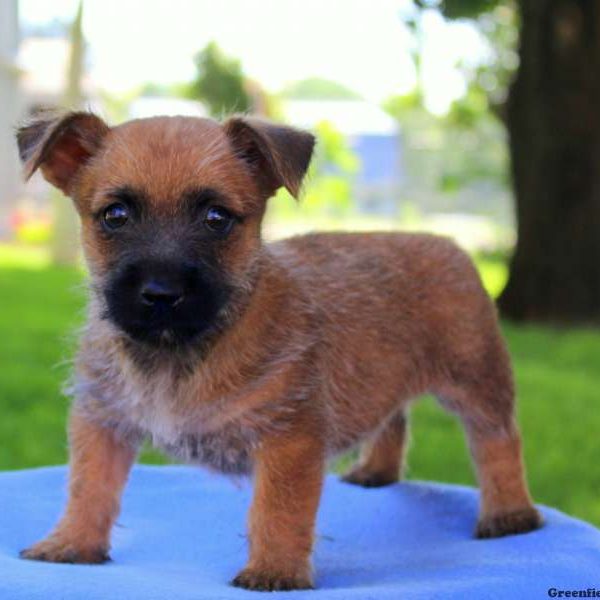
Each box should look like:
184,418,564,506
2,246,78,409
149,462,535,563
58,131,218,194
140,280,184,307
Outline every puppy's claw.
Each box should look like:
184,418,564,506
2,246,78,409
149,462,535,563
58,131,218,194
20,536,110,564
476,507,543,539
232,568,314,592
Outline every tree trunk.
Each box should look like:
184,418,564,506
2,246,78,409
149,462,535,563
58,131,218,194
0,0,21,239
498,0,600,324
51,1,84,267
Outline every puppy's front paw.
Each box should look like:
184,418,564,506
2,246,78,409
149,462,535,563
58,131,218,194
476,507,543,539
20,534,110,564
232,568,314,592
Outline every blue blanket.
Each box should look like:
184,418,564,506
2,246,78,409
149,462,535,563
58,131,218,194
0,466,598,599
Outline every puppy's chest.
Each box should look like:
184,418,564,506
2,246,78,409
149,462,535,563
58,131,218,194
94,373,261,475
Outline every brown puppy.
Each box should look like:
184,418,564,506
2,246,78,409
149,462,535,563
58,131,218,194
16,112,542,591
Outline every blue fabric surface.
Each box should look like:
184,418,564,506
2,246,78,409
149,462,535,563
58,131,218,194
0,466,598,599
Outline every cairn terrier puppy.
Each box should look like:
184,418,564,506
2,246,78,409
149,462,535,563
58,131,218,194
16,112,542,591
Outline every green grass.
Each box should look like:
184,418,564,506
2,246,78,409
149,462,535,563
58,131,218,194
1,245,599,525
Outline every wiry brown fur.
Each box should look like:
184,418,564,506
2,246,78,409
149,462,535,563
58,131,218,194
16,112,542,591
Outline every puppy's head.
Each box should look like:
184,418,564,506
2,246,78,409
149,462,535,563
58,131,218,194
17,112,314,347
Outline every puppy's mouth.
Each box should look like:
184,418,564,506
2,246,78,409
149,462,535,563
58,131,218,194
102,261,229,348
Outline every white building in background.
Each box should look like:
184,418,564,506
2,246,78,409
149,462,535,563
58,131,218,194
0,0,21,238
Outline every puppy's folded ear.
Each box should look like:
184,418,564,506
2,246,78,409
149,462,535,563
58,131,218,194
223,116,315,199
16,111,110,195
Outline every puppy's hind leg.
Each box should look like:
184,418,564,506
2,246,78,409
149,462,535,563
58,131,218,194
342,408,408,488
436,338,543,539
467,420,543,538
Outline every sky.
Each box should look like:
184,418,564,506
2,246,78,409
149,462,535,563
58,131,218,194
19,0,489,114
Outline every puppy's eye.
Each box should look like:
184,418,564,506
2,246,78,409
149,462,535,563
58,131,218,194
103,203,129,230
204,206,234,235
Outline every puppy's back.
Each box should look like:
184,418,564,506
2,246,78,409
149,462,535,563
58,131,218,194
270,231,488,314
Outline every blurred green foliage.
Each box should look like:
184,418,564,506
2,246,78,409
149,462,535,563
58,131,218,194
14,221,52,245
441,88,509,190
1,245,599,526
302,121,360,217
416,0,501,20
188,42,251,117
457,4,519,111
384,5,514,218
268,121,360,220
282,77,362,100
384,89,508,213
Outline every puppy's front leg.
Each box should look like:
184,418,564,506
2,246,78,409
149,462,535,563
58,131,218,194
233,426,325,591
21,411,137,564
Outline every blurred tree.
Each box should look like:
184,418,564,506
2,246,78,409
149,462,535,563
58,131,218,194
385,13,508,221
499,0,600,323
282,78,362,100
441,83,508,191
189,42,251,117
425,0,600,323
416,0,499,18
244,78,277,118
51,0,84,266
